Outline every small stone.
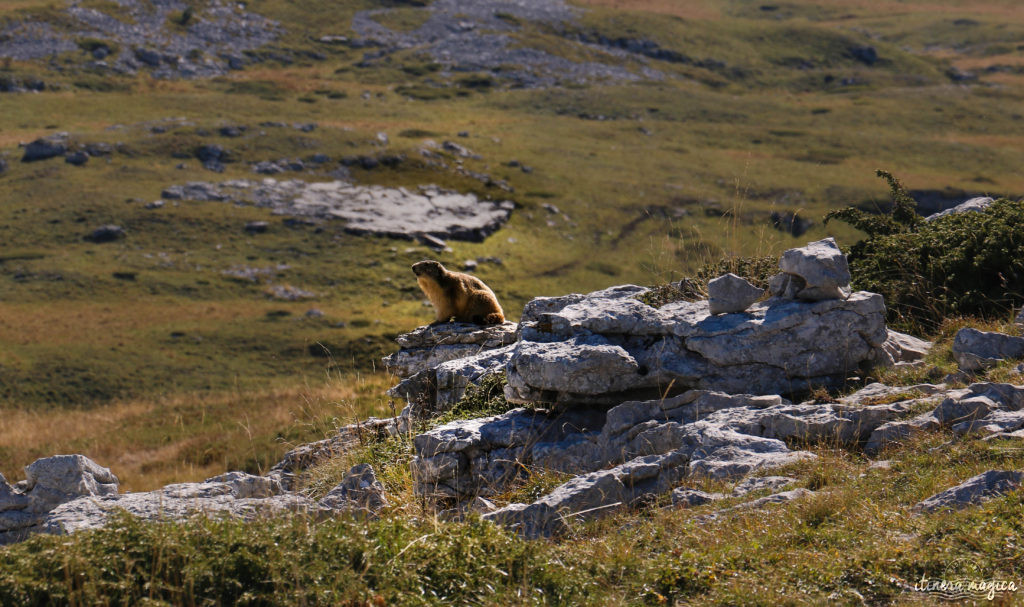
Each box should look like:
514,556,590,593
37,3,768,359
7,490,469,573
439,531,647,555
671,488,724,507
64,152,89,166
707,273,763,315
86,225,125,243
462,259,478,271
244,221,269,234
1015,307,1024,329
778,237,851,300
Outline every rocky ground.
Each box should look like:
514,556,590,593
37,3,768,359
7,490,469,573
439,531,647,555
5,237,1022,545
0,0,278,78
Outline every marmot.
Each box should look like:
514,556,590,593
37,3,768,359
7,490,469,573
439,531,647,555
412,260,505,326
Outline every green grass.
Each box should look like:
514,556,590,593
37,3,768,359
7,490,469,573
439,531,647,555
1,0,1024,598
3,430,1024,605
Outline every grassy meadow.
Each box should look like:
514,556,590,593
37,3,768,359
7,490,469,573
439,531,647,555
1,0,1023,486
0,0,1024,601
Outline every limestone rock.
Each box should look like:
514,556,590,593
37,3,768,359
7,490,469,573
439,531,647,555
268,417,401,489
925,197,994,222
953,328,1024,371
319,464,388,514
44,477,313,536
777,237,851,301
877,330,933,366
384,323,515,379
733,475,797,496
385,322,517,420
507,288,888,404
913,470,1023,513
483,450,689,538
1015,307,1024,329
162,179,513,242
707,273,763,315
671,488,725,507
21,134,67,162
23,455,119,512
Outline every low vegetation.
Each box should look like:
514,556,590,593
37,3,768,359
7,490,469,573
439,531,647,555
1,0,1024,602
828,171,1024,333
3,431,1023,605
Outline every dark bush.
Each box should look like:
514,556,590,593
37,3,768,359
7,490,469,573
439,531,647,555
825,170,1024,332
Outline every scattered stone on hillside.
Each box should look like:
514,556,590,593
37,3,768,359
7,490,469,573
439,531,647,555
698,488,814,522
463,259,478,271
265,284,315,301
318,464,389,515
1016,307,1024,329
483,450,690,538
953,328,1024,371
161,179,514,241
732,475,797,496
671,488,725,507
64,151,89,166
776,237,851,301
925,197,994,222
411,390,839,503
221,264,289,282
45,474,312,537
0,0,279,80
913,469,1023,513
196,144,230,172
0,158,7,175
849,45,878,66
442,141,480,159
85,225,125,243
770,211,813,237
505,286,887,405
21,134,68,162
707,273,763,315
244,220,269,234
350,0,664,88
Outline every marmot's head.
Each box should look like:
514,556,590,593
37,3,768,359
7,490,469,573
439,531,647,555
412,260,446,280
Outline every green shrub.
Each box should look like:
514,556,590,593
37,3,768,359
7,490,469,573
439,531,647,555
825,170,1024,332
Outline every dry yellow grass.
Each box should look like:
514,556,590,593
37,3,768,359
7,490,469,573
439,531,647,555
0,372,397,491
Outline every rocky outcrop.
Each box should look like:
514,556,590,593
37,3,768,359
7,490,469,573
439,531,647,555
953,328,1024,371
503,239,898,405
505,288,888,404
913,470,1023,513
384,322,518,420
3,453,391,543
162,179,515,241
865,382,1024,453
384,322,517,377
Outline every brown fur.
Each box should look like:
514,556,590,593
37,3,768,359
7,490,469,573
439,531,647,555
411,260,505,326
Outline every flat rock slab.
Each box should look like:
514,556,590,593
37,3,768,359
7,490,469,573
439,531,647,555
913,470,1023,513
953,328,1024,371
163,179,513,241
